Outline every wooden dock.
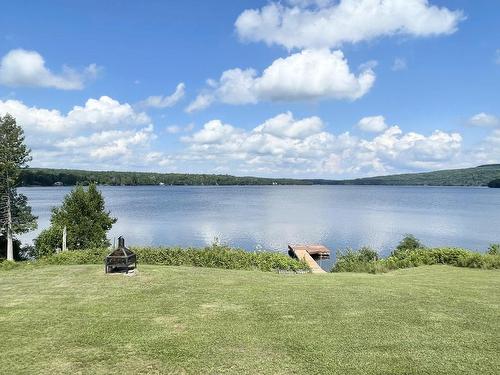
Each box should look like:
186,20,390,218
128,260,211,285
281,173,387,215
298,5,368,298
288,244,330,274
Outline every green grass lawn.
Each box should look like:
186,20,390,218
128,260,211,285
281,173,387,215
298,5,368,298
0,265,499,374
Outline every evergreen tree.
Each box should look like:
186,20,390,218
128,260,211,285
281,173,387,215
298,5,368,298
0,114,37,261
34,184,117,256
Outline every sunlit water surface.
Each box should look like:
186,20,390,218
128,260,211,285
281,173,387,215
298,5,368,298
19,185,500,270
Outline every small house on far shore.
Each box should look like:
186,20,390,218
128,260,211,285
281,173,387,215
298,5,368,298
53,181,63,186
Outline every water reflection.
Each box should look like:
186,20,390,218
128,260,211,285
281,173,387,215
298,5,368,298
19,185,500,270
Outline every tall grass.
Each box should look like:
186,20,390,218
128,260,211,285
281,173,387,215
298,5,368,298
32,245,310,273
332,247,500,273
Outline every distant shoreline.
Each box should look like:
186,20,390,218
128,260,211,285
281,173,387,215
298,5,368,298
18,164,500,187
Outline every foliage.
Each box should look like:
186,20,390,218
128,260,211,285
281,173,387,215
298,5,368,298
346,164,500,186
20,168,315,186
331,247,379,272
332,246,500,274
38,245,310,272
391,234,426,257
0,188,37,235
487,179,500,188
34,184,116,256
487,243,500,255
18,163,500,187
0,236,32,261
0,114,37,260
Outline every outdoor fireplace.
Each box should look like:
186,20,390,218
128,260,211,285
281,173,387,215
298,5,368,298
105,236,137,273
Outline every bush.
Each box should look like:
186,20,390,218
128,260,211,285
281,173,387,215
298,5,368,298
487,244,500,255
37,245,310,273
332,246,500,273
391,234,426,258
331,247,379,273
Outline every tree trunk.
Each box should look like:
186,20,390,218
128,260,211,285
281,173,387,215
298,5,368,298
6,191,13,261
62,226,67,252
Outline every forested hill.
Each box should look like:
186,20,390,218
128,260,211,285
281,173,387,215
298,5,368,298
342,164,500,186
18,164,500,187
19,168,315,186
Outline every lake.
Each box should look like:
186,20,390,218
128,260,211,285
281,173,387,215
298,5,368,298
19,185,500,270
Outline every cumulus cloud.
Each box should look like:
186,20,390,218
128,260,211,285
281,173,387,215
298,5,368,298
254,112,323,138
181,112,464,175
235,0,465,49
0,49,99,90
186,49,375,112
357,116,388,133
468,113,499,127
139,83,185,108
0,96,150,133
56,124,156,160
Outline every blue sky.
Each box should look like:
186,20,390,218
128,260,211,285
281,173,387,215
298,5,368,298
0,0,499,178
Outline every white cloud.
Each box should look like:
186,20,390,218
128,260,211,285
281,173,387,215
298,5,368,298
140,83,185,108
254,111,323,138
0,49,99,90
392,58,407,71
182,112,464,176
0,96,150,133
357,115,388,132
56,124,156,161
185,93,214,113
182,120,241,144
165,123,194,134
468,113,499,127
186,49,375,111
235,0,464,49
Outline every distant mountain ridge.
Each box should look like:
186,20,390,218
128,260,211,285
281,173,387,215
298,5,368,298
19,164,500,187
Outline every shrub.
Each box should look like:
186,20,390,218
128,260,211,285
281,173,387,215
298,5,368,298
487,244,500,255
391,234,426,258
37,245,310,273
331,247,379,273
332,246,500,273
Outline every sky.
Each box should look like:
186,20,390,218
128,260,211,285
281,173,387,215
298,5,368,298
0,0,499,178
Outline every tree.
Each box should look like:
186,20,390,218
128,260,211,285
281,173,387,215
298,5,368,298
0,114,37,261
391,234,425,258
34,184,117,257
488,179,500,188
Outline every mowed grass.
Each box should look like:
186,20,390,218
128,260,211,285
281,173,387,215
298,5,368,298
0,265,499,375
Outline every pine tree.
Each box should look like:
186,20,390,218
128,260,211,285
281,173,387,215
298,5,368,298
0,114,37,261
34,184,116,256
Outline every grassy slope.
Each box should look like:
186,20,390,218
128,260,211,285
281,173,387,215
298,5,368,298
0,265,499,374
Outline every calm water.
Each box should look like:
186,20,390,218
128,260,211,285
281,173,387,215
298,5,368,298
19,185,500,270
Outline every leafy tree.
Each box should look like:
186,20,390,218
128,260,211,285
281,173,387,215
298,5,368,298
391,234,425,257
34,184,117,257
0,114,37,261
